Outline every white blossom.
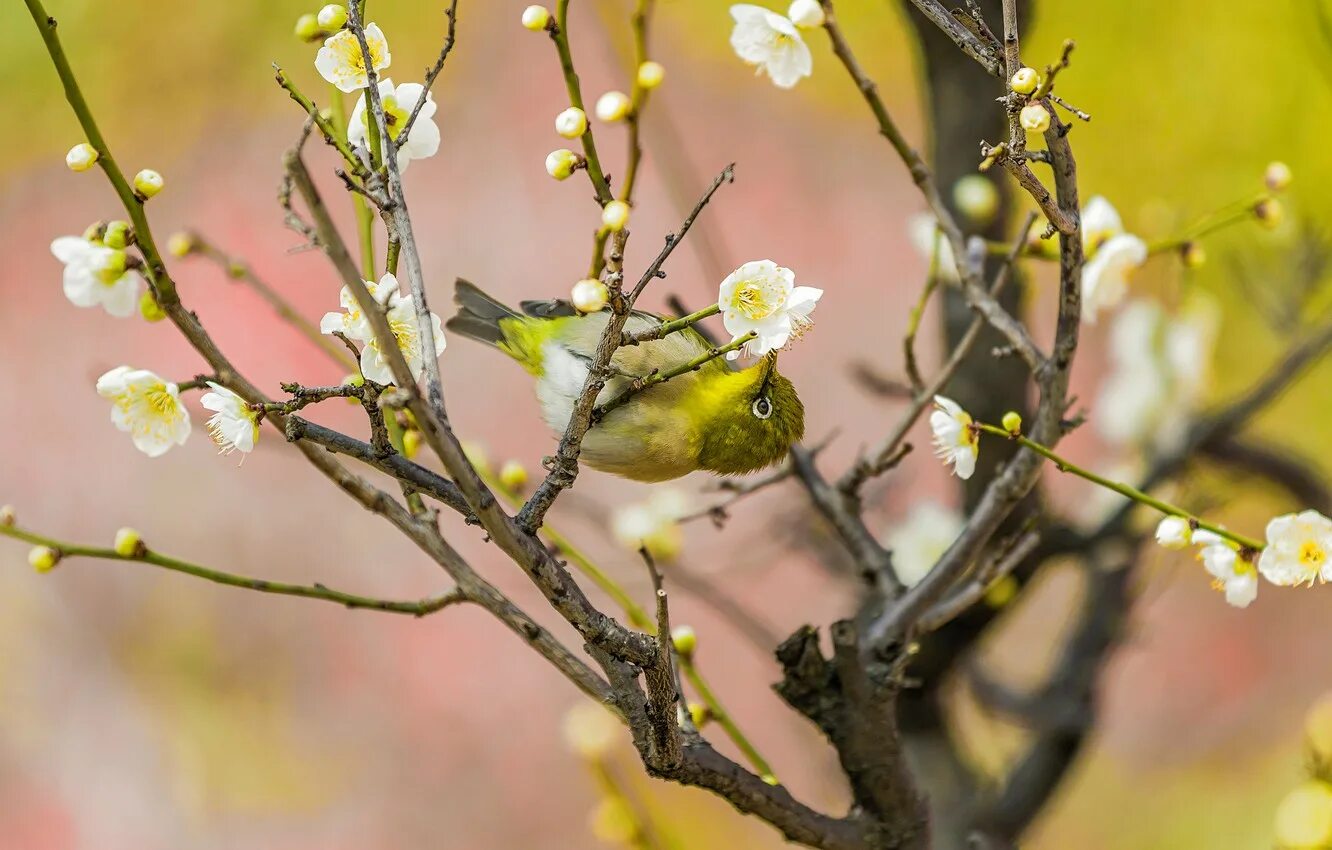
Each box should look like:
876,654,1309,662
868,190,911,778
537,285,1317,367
884,502,963,587
320,272,398,339
315,23,391,93
930,395,978,480
717,259,822,359
908,214,959,280
1095,298,1217,451
1199,542,1258,608
1078,196,1146,323
50,235,143,318
1258,510,1332,587
348,79,440,173
729,5,812,89
786,0,825,28
321,273,445,385
1154,516,1191,549
200,382,261,455
96,367,191,457
65,143,98,172
611,490,687,561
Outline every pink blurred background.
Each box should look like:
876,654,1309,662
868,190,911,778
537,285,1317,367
2,1,1331,847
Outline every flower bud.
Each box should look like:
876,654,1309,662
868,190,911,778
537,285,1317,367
139,291,167,322
1179,241,1205,268
114,527,144,557
636,61,665,90
687,702,710,728
545,148,580,180
100,249,128,276
571,278,609,313
983,574,1019,608
562,702,618,759
1265,161,1292,192
65,142,99,172
1275,781,1332,848
1009,67,1040,95
402,428,422,460
521,5,550,31
1019,103,1050,133
1154,516,1191,550
83,221,107,242
498,459,529,493
787,0,825,28
670,625,697,658
29,546,60,573
0,505,15,527
554,106,587,139
461,440,490,473
294,13,322,42
1001,411,1022,434
103,220,132,250
133,169,164,199
317,4,347,30
601,200,630,232
167,232,195,258
953,175,999,226
342,372,366,387
1255,198,1283,229
589,799,637,844
594,90,631,123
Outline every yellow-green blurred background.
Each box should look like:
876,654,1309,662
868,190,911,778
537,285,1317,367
2,1,1331,848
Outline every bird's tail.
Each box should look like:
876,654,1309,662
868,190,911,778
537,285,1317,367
446,278,522,347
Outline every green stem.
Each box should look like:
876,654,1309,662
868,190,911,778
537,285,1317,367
619,0,655,205
328,84,377,279
623,303,719,345
24,0,176,304
1,523,461,615
595,332,755,419
975,423,1265,551
904,228,943,391
680,655,777,784
1145,196,1267,255
275,68,367,177
551,0,613,204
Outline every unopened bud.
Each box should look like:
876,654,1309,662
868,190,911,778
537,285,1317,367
402,428,422,460
65,142,99,172
983,574,1019,608
167,232,195,258
601,200,630,232
102,220,132,250
953,174,999,225
594,90,631,123
1181,241,1206,268
1154,516,1191,550
545,148,580,180
0,505,14,527
1254,198,1283,229
498,459,529,493
294,13,322,42
571,278,609,313
114,527,144,557
670,625,697,657
133,169,164,199
562,702,618,759
521,4,551,31
787,0,825,28
1001,411,1022,434
317,4,347,30
29,546,60,573
342,372,366,387
1265,161,1293,192
83,221,106,242
1019,103,1050,133
1274,781,1332,849
139,291,167,322
636,61,666,90
687,702,710,727
1009,67,1040,95
554,106,587,139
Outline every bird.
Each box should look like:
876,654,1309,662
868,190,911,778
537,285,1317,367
446,279,805,482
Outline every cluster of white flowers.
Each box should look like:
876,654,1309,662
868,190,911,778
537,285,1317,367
1079,196,1147,323
313,18,440,172
728,4,821,89
93,367,263,458
716,260,823,359
1094,296,1217,452
50,232,144,318
1154,510,1332,609
320,272,446,385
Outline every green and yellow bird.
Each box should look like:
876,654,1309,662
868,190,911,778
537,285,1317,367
446,279,805,482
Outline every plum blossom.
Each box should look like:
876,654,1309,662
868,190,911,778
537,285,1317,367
729,5,812,89
717,260,822,359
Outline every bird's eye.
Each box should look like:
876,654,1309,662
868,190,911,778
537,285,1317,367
751,396,773,420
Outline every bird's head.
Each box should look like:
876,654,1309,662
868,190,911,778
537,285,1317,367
695,354,805,476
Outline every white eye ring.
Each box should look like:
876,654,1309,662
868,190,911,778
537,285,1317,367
752,396,773,420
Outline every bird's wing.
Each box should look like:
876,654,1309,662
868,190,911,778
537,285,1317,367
550,312,727,378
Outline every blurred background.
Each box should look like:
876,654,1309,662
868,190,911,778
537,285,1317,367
2,0,1331,848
